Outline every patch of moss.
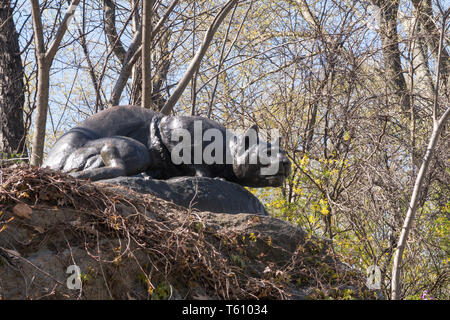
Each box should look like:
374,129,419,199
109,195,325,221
151,282,171,300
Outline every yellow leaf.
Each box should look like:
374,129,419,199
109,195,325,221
19,192,30,198
344,131,350,141
33,226,45,234
320,207,329,215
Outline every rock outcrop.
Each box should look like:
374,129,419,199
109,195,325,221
0,166,375,300
97,175,268,215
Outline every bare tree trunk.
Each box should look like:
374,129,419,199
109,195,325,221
109,0,178,107
151,30,172,111
103,0,126,64
29,0,48,167
141,0,154,109
398,9,435,99
160,0,238,115
130,2,142,106
29,0,81,166
372,0,410,112
411,0,449,92
372,0,410,111
31,60,50,166
0,0,26,158
131,58,143,105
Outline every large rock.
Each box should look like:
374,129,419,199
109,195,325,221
0,166,375,300
97,176,268,216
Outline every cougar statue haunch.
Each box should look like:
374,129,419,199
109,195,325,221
43,105,291,187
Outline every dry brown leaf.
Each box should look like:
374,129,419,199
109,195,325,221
12,203,32,219
33,226,45,234
39,191,50,201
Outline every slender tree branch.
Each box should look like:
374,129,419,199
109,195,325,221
160,0,239,115
46,0,81,62
103,0,127,64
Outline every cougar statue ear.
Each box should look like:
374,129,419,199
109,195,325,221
239,124,259,150
245,124,259,137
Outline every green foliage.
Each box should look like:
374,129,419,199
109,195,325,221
231,254,246,269
151,282,171,300
250,149,449,299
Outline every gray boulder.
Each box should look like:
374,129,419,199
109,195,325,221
0,165,375,300
97,175,268,215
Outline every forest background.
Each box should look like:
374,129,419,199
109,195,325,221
0,0,448,300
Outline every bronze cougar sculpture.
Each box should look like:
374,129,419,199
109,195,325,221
43,105,291,187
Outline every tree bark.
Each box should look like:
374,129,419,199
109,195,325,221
29,0,81,166
398,9,435,99
372,0,410,111
130,1,142,106
31,60,50,166
141,0,154,109
103,0,127,64
411,0,449,92
0,0,26,158
109,28,142,106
